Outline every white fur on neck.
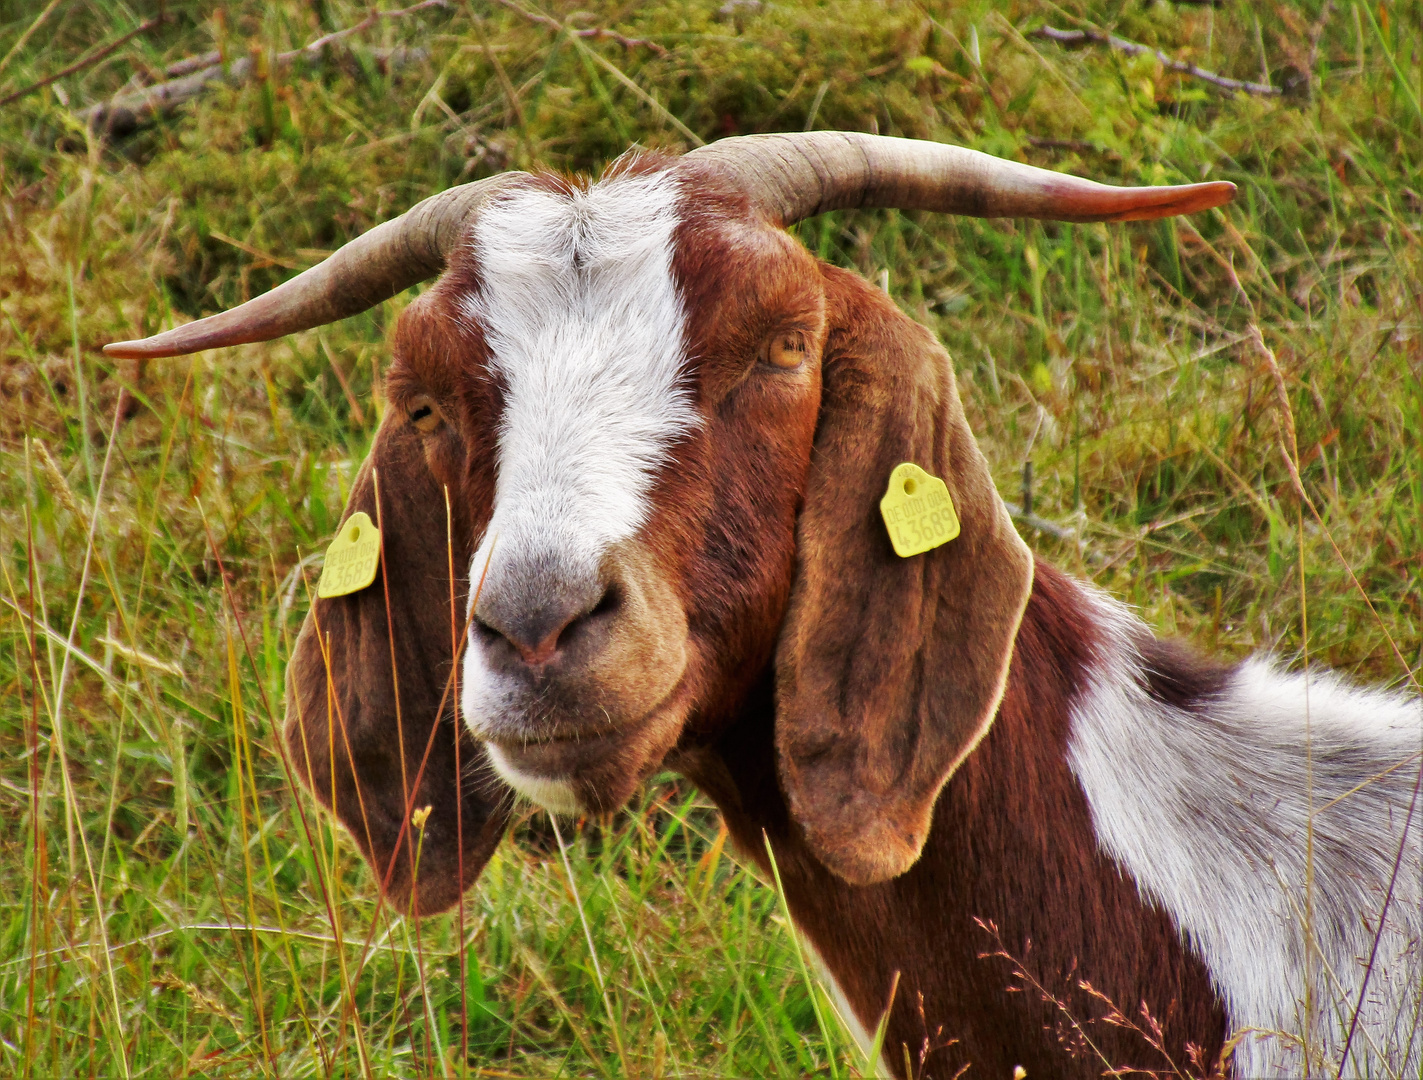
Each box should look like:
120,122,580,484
1066,582,1422,1078
485,743,582,815
804,941,889,1078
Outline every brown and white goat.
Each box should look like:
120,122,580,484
108,133,1421,1079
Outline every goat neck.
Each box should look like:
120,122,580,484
678,561,1229,1080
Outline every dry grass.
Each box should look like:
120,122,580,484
1,0,1419,1075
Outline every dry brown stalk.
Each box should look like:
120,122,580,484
975,917,1236,1079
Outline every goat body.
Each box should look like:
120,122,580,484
105,134,1421,1079
686,561,1421,1077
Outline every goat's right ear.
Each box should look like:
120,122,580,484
774,265,1034,886
284,412,510,915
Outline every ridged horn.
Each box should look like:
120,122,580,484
104,173,528,360
683,131,1235,225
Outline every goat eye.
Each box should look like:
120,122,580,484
766,331,809,369
408,398,442,433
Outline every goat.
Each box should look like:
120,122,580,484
107,132,1421,1079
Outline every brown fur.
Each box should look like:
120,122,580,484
772,264,1034,885
678,563,1228,1079
283,160,1229,1074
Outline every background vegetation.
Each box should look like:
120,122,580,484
1,0,1419,1075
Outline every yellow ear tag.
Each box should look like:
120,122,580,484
317,512,382,598
879,462,960,558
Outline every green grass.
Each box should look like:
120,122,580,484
0,0,1419,1075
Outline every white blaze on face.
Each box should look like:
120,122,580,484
464,170,695,573
457,169,696,794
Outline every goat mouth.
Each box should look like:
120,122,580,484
486,681,693,813
490,732,623,777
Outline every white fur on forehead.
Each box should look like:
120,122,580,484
460,170,697,574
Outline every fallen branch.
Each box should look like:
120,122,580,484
79,45,427,135
1026,135,1101,154
1003,502,1077,541
163,51,222,79
1029,25,1282,97
493,0,668,56
77,0,448,136
0,15,167,109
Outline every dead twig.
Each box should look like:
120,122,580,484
77,0,449,135
1002,501,1077,541
1029,25,1282,97
1027,135,1102,154
163,51,221,79
492,0,668,56
294,0,450,59
79,46,426,135
0,15,167,109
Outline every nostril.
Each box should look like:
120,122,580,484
472,614,502,645
475,581,619,668
585,582,621,623
543,583,619,656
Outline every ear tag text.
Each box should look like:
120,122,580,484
317,512,382,598
880,462,960,558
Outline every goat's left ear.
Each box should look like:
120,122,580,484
775,264,1033,886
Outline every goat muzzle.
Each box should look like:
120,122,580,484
460,540,691,810
473,574,619,670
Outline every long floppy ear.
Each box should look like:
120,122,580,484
775,264,1033,886
284,413,510,915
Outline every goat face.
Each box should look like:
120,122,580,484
388,167,828,820
104,133,1234,912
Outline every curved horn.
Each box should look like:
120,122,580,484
105,173,528,360
683,131,1234,225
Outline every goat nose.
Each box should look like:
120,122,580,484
475,583,617,666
